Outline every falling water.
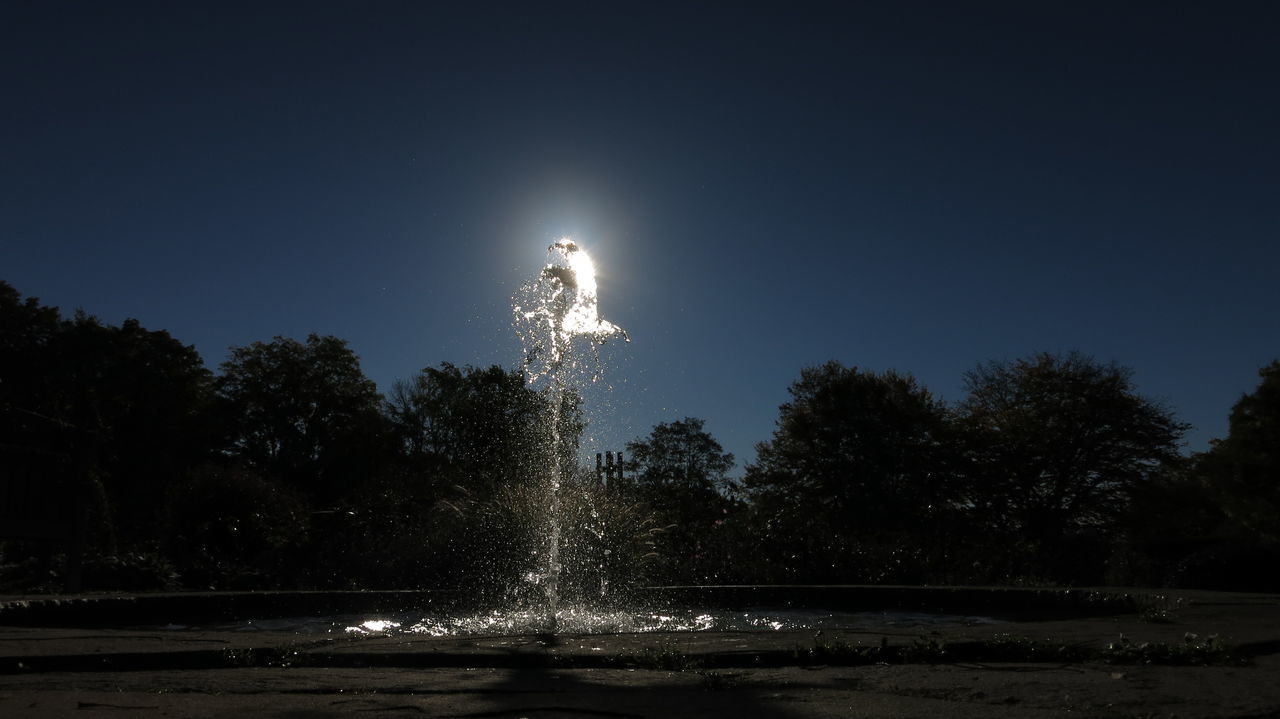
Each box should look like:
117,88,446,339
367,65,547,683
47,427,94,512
513,239,629,630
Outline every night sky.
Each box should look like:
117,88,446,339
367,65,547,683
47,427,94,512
4,1,1278,474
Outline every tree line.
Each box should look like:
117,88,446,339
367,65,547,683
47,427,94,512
1,280,1276,593
630,358,1278,591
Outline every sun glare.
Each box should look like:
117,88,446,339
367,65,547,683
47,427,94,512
514,236,629,383
558,238,599,296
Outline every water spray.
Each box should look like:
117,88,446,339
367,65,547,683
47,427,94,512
513,238,629,631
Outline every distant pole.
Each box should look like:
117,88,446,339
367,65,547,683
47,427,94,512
595,452,625,484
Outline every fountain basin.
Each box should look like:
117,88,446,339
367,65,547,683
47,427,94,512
0,585,1134,631
1,585,1276,677
1,587,1276,719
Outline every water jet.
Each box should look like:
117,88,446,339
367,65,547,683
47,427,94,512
512,238,629,631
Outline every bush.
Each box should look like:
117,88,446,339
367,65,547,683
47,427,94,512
1168,542,1280,591
83,551,180,591
162,464,309,589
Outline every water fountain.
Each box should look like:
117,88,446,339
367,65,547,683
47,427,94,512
0,238,1145,642
512,238,630,631
0,238,1219,719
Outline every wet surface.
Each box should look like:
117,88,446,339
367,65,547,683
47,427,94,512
1,588,1278,718
168,607,1005,637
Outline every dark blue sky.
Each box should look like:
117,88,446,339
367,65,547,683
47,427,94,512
4,1,1278,472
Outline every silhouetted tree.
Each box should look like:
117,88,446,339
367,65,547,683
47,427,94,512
2,282,216,588
59,314,215,543
1170,360,1280,590
1195,360,1280,543
215,334,387,505
957,351,1187,583
1109,457,1235,588
626,417,735,495
378,363,585,591
744,362,955,583
387,363,574,496
0,281,63,411
624,417,736,582
1,282,88,588
1,282,73,491
162,464,309,590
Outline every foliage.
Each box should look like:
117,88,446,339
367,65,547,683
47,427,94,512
162,464,310,589
624,417,737,583
1107,459,1236,588
215,334,388,505
303,469,460,589
386,363,576,496
62,315,216,541
1195,360,1280,544
625,417,735,496
0,281,63,416
365,363,599,592
82,551,181,591
743,362,955,582
957,351,1188,582
1,282,215,552
747,362,954,527
6,278,1278,593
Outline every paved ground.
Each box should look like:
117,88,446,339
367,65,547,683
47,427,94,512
1,588,1278,718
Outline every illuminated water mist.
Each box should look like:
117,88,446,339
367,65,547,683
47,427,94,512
512,238,630,631
340,609,1000,636
514,238,629,384
168,609,1002,636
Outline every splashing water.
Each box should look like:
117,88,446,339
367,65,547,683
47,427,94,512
344,609,1002,636
170,608,1002,637
514,238,630,383
513,238,629,631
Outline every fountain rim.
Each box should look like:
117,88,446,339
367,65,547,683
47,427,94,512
0,584,1154,628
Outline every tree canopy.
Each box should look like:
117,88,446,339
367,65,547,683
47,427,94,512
956,352,1187,581
959,352,1187,534
742,362,953,582
386,362,578,496
745,361,952,529
1,282,214,547
215,334,387,504
11,278,1279,592
624,417,736,583
1196,360,1280,543
625,417,734,497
